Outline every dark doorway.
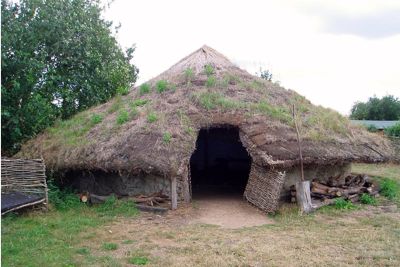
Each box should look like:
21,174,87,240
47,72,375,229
190,126,252,197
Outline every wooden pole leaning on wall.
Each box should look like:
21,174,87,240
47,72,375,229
292,104,314,214
170,176,178,210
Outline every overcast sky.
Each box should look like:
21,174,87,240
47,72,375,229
104,0,400,115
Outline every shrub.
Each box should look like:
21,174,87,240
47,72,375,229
334,198,356,210
380,178,399,200
116,86,129,95
204,64,214,76
128,256,149,265
163,132,172,143
102,243,118,251
147,112,158,123
131,99,149,107
206,76,217,87
156,80,168,93
139,83,151,95
90,114,103,125
360,193,377,205
116,110,129,125
385,122,400,137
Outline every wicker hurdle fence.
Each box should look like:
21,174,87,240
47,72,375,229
1,158,48,213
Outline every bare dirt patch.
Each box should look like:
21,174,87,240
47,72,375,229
190,193,274,228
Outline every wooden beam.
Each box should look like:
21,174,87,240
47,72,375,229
171,176,177,210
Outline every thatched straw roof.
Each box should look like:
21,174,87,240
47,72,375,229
18,45,395,175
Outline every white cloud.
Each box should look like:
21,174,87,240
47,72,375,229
104,0,400,115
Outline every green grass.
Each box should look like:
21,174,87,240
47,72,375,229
380,178,399,200
139,83,151,95
116,86,129,96
252,101,292,123
352,163,400,182
360,193,377,205
1,183,139,267
184,67,194,84
116,110,130,125
102,242,118,251
128,256,149,265
108,95,123,114
156,80,169,93
131,98,149,107
147,112,158,123
334,198,357,210
163,132,172,143
204,64,214,76
90,113,103,125
206,76,217,87
193,92,245,110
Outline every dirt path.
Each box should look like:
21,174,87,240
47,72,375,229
190,193,274,228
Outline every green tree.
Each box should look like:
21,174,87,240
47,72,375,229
1,0,138,155
350,95,400,120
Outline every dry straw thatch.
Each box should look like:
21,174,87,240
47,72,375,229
18,45,396,177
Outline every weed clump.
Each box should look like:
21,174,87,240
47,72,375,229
204,64,214,76
95,195,138,217
102,242,118,251
156,80,169,93
163,132,172,143
147,112,158,123
380,178,399,200
90,114,103,125
116,86,129,95
131,99,149,107
116,110,130,125
360,193,377,205
334,198,356,210
206,76,217,87
139,83,151,95
128,256,149,265
184,67,194,85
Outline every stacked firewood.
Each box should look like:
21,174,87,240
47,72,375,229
130,192,169,206
290,174,380,208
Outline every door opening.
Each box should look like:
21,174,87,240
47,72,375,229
189,126,252,198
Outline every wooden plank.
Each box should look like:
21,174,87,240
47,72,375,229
171,176,177,210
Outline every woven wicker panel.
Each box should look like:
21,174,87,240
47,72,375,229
244,163,285,213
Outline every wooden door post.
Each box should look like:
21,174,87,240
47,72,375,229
171,176,177,210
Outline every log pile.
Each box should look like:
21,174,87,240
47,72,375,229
290,174,380,209
130,192,169,207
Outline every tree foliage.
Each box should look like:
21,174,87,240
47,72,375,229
1,0,138,155
257,67,272,81
350,95,400,120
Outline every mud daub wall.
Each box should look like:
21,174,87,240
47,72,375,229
280,163,352,200
66,170,183,198
244,164,285,213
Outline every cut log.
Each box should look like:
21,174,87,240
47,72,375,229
296,181,314,214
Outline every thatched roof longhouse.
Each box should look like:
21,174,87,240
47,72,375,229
18,45,394,176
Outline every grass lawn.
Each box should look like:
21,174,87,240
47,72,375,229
2,163,400,266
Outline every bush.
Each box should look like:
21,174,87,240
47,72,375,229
380,178,399,200
139,83,151,95
147,112,158,123
116,110,129,125
206,76,217,87
116,86,129,96
163,132,172,143
334,198,356,210
385,122,400,137
360,193,377,205
204,64,214,76
156,80,168,93
90,114,103,125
